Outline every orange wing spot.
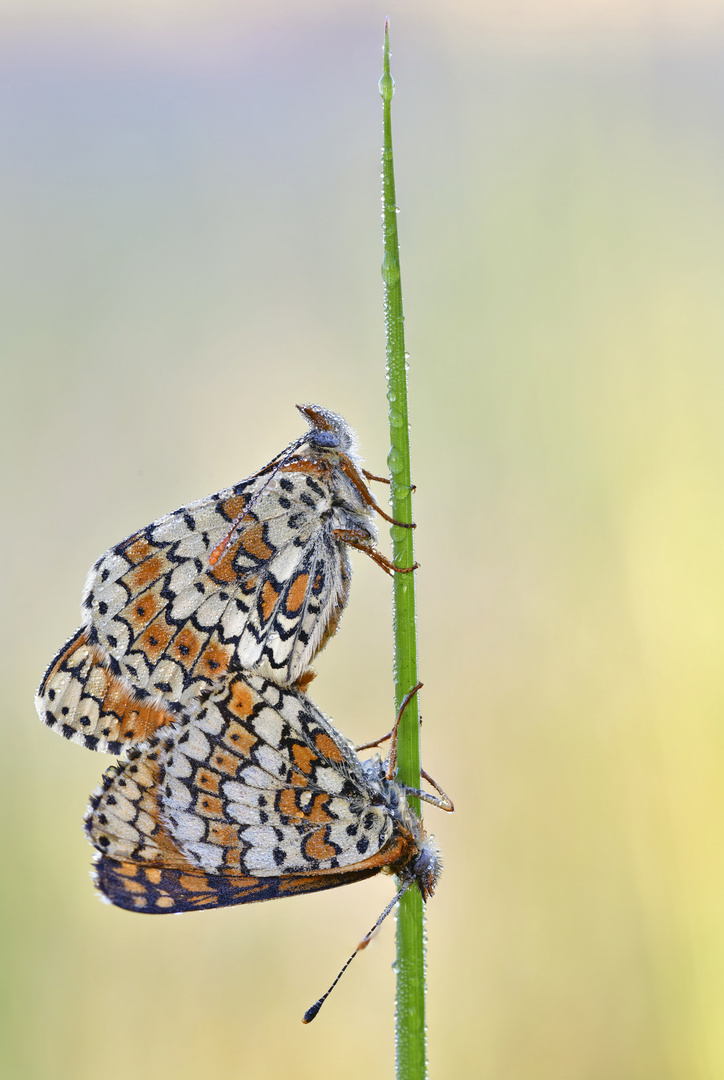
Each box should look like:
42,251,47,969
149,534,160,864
314,732,345,764
179,873,216,894
313,573,323,591
307,793,334,824
170,626,205,669
240,521,273,560
135,617,174,662
291,742,317,774
209,748,241,777
195,794,224,818
223,848,241,870
121,877,147,895
188,893,223,907
122,584,165,634
123,554,166,592
144,868,162,884
122,538,156,566
260,580,279,622
279,789,333,823
195,639,233,680
303,829,337,862
222,720,257,757
194,768,220,794
277,788,300,818
154,895,175,908
290,770,309,788
227,678,255,719
207,547,237,581
221,494,249,521
97,665,175,741
115,862,139,878
207,823,239,847
285,573,309,613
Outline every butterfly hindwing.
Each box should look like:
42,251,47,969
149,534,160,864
36,628,177,753
94,856,390,914
86,672,433,914
161,674,395,877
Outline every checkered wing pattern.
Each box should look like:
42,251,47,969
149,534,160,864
86,673,427,914
37,406,387,751
82,467,355,696
36,629,178,754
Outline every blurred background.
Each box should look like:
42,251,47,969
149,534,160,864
3,0,724,1076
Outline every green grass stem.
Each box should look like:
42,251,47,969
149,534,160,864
379,21,426,1080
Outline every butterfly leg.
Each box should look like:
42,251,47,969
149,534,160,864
404,770,455,813
338,455,416,530
356,715,422,753
332,528,418,576
385,682,423,779
362,468,416,494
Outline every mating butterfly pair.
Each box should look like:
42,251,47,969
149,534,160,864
36,406,446,959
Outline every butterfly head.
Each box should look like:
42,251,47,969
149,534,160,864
408,837,442,901
296,404,360,462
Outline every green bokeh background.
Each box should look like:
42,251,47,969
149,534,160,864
3,2,724,1077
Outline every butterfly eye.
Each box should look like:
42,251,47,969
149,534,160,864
310,431,340,449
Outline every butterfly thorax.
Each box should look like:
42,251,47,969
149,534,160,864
358,757,442,901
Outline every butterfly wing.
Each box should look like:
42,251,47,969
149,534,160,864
36,628,177,753
86,675,411,914
83,470,354,696
37,469,355,749
160,674,396,877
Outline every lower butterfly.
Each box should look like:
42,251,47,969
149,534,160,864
36,404,416,754
87,673,448,916
85,673,451,1019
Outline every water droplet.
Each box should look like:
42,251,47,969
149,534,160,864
389,409,405,429
379,72,395,101
381,252,400,287
387,446,403,473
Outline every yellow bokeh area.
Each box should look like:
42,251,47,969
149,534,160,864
3,2,724,1077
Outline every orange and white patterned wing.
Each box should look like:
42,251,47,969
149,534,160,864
36,406,389,751
86,673,417,914
81,471,355,699
160,674,396,877
36,628,178,753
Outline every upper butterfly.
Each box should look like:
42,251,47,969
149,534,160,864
36,404,414,754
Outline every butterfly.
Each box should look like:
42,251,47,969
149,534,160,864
86,672,447,919
36,404,415,755
86,674,451,1020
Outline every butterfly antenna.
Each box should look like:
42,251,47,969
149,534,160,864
302,880,410,1024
